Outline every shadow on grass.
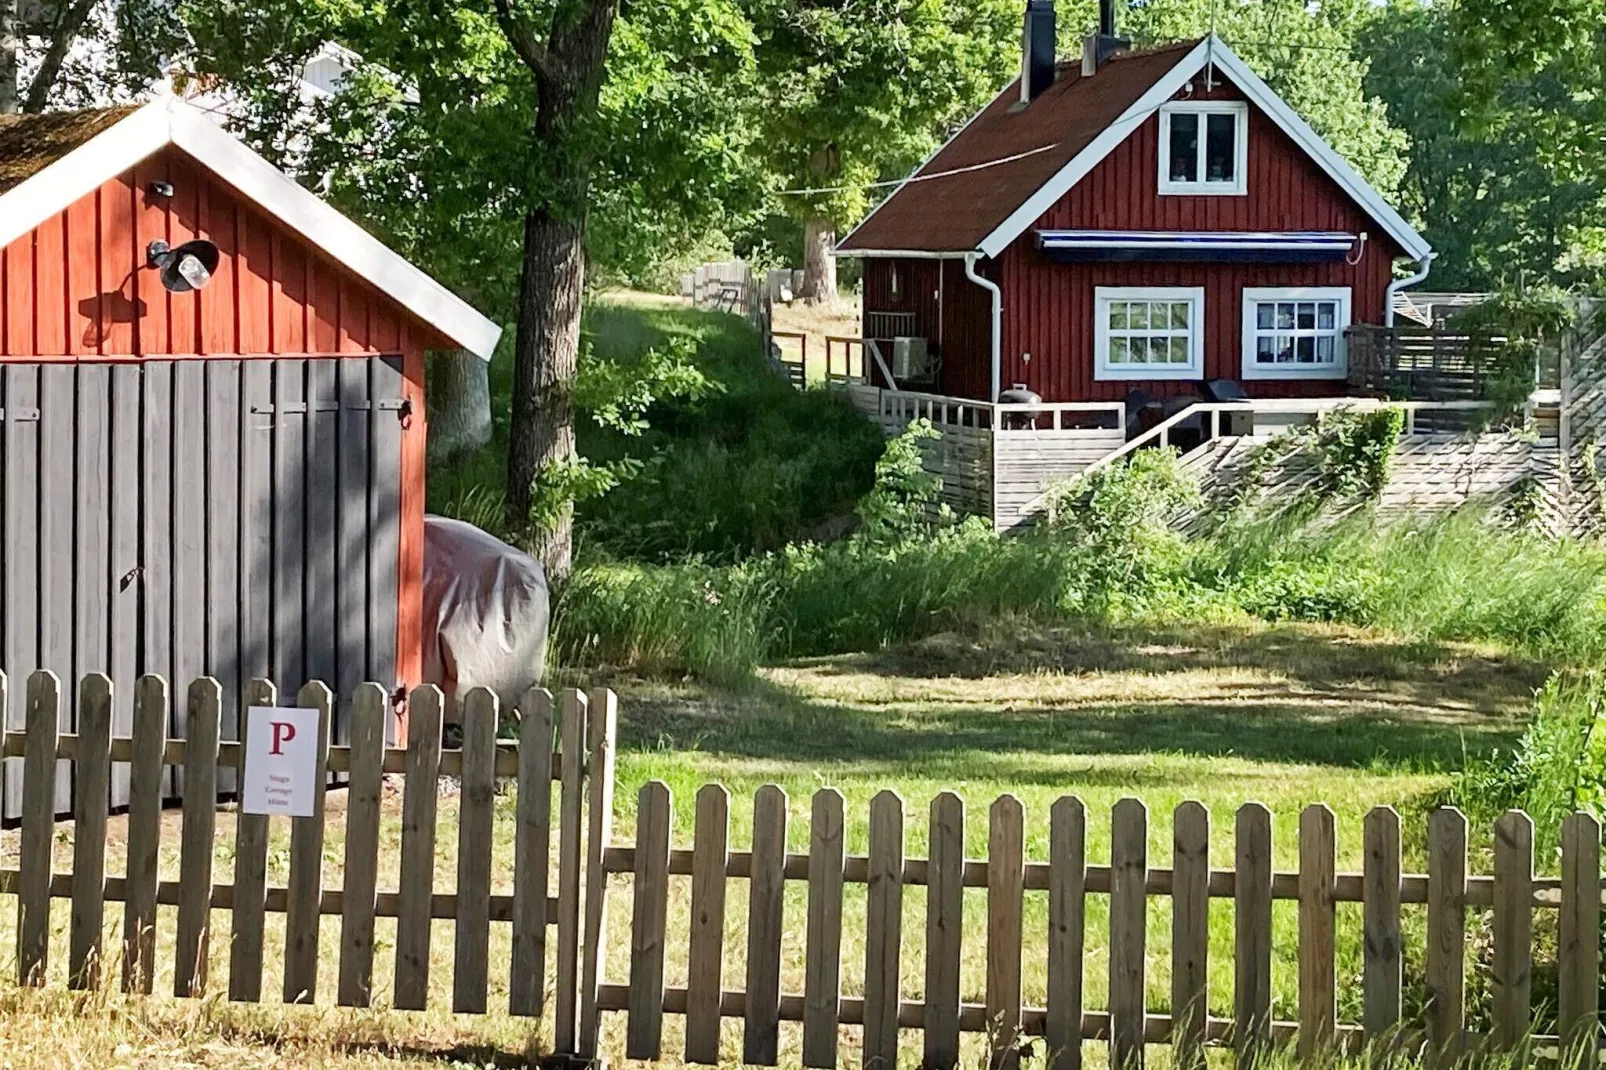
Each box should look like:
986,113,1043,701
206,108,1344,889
608,621,1543,777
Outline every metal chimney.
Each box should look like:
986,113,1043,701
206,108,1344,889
1020,0,1057,105
1080,0,1130,76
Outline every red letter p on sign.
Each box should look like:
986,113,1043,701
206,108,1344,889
269,720,297,755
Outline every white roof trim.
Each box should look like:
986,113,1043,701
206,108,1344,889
976,36,1431,262
0,96,502,359
831,248,966,259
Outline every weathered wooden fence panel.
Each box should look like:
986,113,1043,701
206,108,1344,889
0,670,606,1061
10,670,1606,1070
591,785,1606,1069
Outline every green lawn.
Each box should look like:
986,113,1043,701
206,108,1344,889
0,619,1542,1068
579,618,1541,1067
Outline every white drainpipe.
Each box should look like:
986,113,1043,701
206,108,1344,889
964,251,1002,401
1384,252,1437,326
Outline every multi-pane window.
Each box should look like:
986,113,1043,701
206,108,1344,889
1240,287,1351,379
1159,102,1248,195
1095,287,1204,380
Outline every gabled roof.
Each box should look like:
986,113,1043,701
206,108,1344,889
0,97,501,359
837,35,1431,263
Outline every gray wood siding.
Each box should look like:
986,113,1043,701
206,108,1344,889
0,356,405,818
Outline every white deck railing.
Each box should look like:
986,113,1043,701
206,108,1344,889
877,388,1126,436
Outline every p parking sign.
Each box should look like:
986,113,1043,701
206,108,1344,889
242,705,322,817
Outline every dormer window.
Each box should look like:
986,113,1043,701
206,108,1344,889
1158,101,1248,195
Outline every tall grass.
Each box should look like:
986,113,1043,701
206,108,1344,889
556,452,1606,683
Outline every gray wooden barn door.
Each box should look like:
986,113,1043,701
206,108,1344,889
0,356,405,819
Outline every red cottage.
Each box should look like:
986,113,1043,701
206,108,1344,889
833,5,1434,528
0,98,499,814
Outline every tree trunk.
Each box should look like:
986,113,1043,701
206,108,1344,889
426,349,493,463
0,0,16,115
504,208,586,579
801,215,837,310
23,0,97,112
497,0,617,582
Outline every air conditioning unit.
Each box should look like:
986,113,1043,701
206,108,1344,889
892,336,931,381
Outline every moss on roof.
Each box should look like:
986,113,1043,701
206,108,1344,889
0,106,139,194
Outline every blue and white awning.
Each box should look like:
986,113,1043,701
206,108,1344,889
1035,230,1358,263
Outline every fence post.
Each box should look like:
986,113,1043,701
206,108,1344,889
1109,798,1147,1070
745,784,790,1066
1362,807,1402,1044
1234,803,1273,1069
394,684,445,1010
553,689,589,1053
453,687,499,1014
804,788,847,1069
1171,802,1209,1070
864,790,905,1070
1490,810,1534,1051
627,781,673,1061
1559,812,1601,1051
987,795,1025,1070
231,679,276,1002
925,792,966,1070
175,676,222,998
579,687,619,1059
1425,807,1467,1065
122,675,168,994
282,680,333,1004
18,670,60,987
68,674,113,991
1047,797,1086,1070
511,688,556,1018
1298,804,1336,1060
685,783,730,1066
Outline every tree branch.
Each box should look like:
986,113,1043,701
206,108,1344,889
23,0,96,111
492,0,552,85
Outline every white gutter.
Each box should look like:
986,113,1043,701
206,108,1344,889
964,251,1003,401
1384,252,1437,326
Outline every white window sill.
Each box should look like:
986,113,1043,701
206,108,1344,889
1240,364,1349,381
1158,182,1248,196
1095,365,1205,381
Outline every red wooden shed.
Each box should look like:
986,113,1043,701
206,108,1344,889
0,97,500,813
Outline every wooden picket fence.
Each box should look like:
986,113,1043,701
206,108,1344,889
6,669,1606,1068
0,669,621,1062
596,787,1606,1069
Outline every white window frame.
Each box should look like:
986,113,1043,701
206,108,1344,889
1158,101,1249,196
1240,286,1352,380
1094,286,1206,381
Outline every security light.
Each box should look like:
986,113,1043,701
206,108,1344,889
146,239,221,293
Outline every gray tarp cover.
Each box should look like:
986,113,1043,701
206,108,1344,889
422,515,549,718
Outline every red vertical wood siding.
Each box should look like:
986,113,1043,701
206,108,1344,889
0,145,436,361
0,142,458,695
933,77,1405,402
861,255,997,396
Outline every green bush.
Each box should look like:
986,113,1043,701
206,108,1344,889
1446,671,1606,848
